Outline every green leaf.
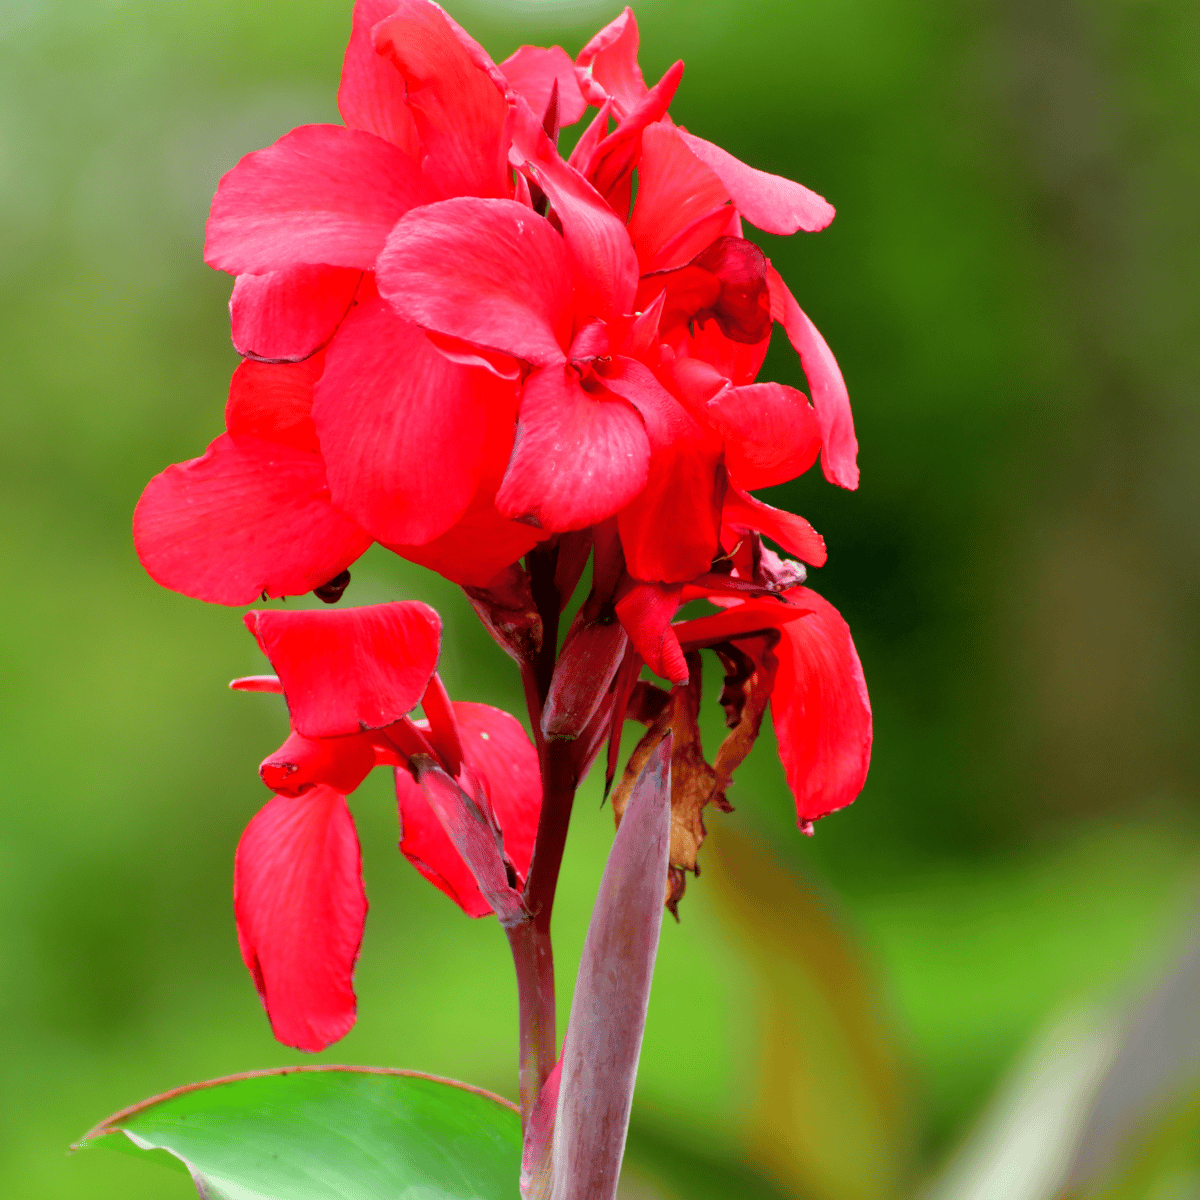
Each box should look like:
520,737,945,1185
74,1066,521,1200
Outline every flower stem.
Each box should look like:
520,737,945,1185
506,546,578,1131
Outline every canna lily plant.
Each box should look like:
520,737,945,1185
80,4,872,1198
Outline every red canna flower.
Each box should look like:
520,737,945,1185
229,602,541,1050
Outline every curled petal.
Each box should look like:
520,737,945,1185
723,487,827,568
133,434,371,605
230,265,363,363
373,0,510,199
378,197,572,365
338,0,421,155
500,45,588,127
706,382,822,490
313,291,498,545
676,130,835,235
673,595,813,653
772,588,872,824
575,6,647,117
497,366,650,532
234,787,367,1051
260,730,377,798
245,601,442,738
614,581,686,685
767,265,859,490
205,124,435,275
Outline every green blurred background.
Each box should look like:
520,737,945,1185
3,0,1198,1197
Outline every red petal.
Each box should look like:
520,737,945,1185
496,365,650,532
234,787,367,1051
230,265,363,363
455,702,540,884
706,381,822,490
767,265,859,490
628,123,729,271
388,494,547,588
676,131,835,235
313,291,498,545
205,124,434,275
771,588,872,823
575,6,647,117
614,581,686,684
244,601,442,738
395,702,540,918
395,767,489,917
669,313,771,388
576,61,684,220
673,595,813,652
224,357,322,453
601,358,723,582
373,1,510,199
377,197,572,365
511,102,639,322
723,487,827,567
259,730,377,798
500,45,588,128
337,0,421,155
133,434,371,605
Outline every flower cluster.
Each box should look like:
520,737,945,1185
133,1,872,1050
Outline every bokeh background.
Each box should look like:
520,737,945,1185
3,0,1198,1197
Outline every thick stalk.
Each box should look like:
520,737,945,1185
506,546,578,1131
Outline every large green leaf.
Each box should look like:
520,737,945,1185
74,1066,521,1200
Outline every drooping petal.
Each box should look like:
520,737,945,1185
259,730,377,798
338,0,421,155
313,291,497,545
373,0,510,199
676,130,835,235
771,588,872,824
575,6,648,117
244,601,442,738
628,122,730,271
234,787,367,1052
500,45,588,127
672,595,813,653
395,702,540,918
133,434,372,605
497,365,650,532
767,265,859,489
229,265,364,363
723,487,827,567
455,702,541,883
205,124,435,275
224,356,323,453
706,381,822,490
377,197,572,364
510,101,639,322
614,581,686,684
600,358,723,582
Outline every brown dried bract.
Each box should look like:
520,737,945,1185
612,635,781,916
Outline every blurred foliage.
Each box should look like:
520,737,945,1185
1,0,1197,1198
